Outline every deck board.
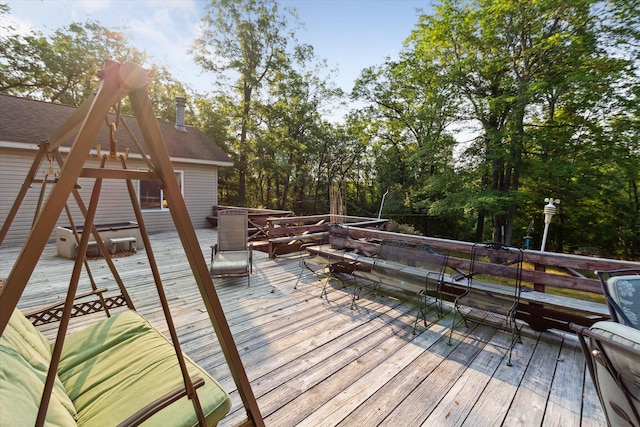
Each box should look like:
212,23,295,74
422,328,515,426
380,324,498,426
460,332,536,426
503,331,563,426
0,228,605,426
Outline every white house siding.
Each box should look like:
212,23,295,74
0,148,41,245
180,161,218,230
0,147,218,246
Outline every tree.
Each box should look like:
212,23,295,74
1,6,186,121
1,5,52,96
249,42,345,211
192,0,301,206
351,51,458,234
1,18,141,104
406,0,637,247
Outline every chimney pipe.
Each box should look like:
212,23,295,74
175,96,187,132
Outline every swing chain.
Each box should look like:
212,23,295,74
44,150,59,180
97,102,128,160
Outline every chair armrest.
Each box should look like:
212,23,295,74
117,377,205,427
210,244,218,264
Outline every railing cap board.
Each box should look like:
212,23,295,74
340,226,639,295
268,215,328,225
521,249,640,271
267,215,388,229
269,223,327,237
214,205,293,215
344,227,639,268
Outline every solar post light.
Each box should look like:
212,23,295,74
540,197,559,252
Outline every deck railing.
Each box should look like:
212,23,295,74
266,214,388,237
263,214,640,331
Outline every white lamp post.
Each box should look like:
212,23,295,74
377,189,389,219
540,197,560,252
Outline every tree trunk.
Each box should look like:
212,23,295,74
475,211,485,242
238,81,252,206
630,178,639,258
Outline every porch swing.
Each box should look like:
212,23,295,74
0,61,263,426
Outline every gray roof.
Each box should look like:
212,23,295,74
0,94,233,165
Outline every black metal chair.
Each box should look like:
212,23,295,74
571,321,640,427
414,243,450,319
295,223,349,298
448,242,524,366
351,240,449,333
597,269,640,330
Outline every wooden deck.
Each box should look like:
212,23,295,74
0,228,606,426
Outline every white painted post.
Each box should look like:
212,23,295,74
540,197,559,252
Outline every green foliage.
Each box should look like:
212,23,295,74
350,0,639,258
386,219,422,236
192,0,302,205
1,7,186,121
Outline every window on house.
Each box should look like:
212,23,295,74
139,171,183,211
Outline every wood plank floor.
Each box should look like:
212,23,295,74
0,228,606,427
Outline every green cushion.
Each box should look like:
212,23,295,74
0,309,78,426
58,310,231,427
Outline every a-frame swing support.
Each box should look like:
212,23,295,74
0,61,264,426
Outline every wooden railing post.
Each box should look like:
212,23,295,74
533,262,546,293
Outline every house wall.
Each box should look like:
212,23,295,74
0,146,218,246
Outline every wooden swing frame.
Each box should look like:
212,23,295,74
0,60,263,426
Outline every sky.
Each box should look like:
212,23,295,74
4,0,430,98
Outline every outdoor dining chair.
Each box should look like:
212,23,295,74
597,269,640,330
210,209,252,286
295,223,349,297
571,321,640,427
448,242,524,366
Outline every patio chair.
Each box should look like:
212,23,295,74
351,240,449,334
597,269,640,330
448,242,523,366
295,223,349,297
415,244,450,322
571,321,640,427
210,209,252,286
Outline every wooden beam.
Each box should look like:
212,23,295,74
79,168,156,181
128,85,264,426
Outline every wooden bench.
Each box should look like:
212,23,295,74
305,241,609,333
300,224,380,280
108,236,137,254
442,277,609,317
